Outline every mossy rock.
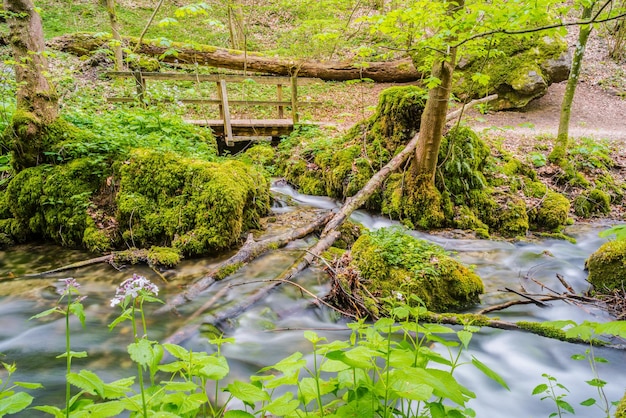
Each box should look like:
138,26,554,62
350,227,484,312
573,188,611,218
116,149,270,255
453,34,570,109
529,190,571,231
585,240,626,292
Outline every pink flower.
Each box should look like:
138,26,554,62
110,274,159,307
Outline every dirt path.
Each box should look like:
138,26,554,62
467,82,626,143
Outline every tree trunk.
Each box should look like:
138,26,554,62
3,0,59,171
103,0,125,71
48,33,422,82
549,4,594,165
227,1,245,50
412,49,457,183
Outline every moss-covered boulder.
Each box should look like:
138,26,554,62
454,35,570,109
116,149,270,255
529,190,571,230
585,240,626,292
349,227,484,312
573,188,611,218
616,391,626,418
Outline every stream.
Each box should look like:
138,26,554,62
0,183,625,417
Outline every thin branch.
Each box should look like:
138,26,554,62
452,2,626,49
134,0,165,52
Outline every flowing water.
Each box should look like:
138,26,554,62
1,184,625,417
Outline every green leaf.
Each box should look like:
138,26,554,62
67,370,105,397
199,355,230,380
162,343,189,361
224,410,256,418
389,369,433,401
570,354,586,361
471,356,509,390
457,330,473,349
595,321,626,339
56,350,88,359
225,381,270,404
263,392,299,416
82,400,126,417
556,399,575,414
580,398,597,406
0,392,34,415
30,307,61,320
13,381,44,389
33,405,64,417
532,383,548,395
585,378,606,388
69,302,86,327
128,339,156,366
261,352,306,374
160,381,199,392
102,377,135,399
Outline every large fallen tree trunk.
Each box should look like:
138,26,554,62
48,33,421,83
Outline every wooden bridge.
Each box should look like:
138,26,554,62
106,71,322,146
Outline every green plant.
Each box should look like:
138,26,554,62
532,373,575,417
0,361,41,417
529,151,547,168
599,224,626,241
30,278,87,418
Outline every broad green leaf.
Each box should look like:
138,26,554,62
556,399,575,414
298,377,337,405
160,381,199,392
69,302,86,327
128,339,156,366
82,400,125,417
389,370,433,401
33,405,64,417
0,392,34,415
162,343,190,360
261,352,306,374
225,381,269,404
224,410,255,418
319,358,351,373
457,330,473,349
263,392,299,416
585,378,606,388
67,370,105,397
303,330,325,344
429,401,446,418
426,368,473,405
199,355,229,380
102,377,135,399
471,356,509,390
595,321,626,339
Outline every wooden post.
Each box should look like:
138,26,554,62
133,70,146,107
218,79,234,147
277,84,284,119
290,74,298,124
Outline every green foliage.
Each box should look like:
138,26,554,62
568,137,614,173
599,224,626,241
532,373,575,417
573,188,611,218
0,362,40,417
349,227,484,312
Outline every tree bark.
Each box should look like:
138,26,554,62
550,3,594,164
103,0,125,71
4,0,59,171
47,33,422,82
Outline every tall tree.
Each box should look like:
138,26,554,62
550,0,610,164
102,0,125,71
3,0,59,171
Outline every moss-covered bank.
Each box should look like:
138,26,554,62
277,86,573,238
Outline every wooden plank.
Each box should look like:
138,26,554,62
106,71,322,85
106,97,321,107
290,74,299,124
277,84,284,119
218,80,234,146
185,118,296,139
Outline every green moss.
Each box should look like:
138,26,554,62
616,392,626,418
116,149,270,255
529,190,571,231
146,246,181,267
350,227,484,312
215,262,243,280
322,246,347,260
454,206,490,238
585,240,626,292
523,180,548,198
83,218,113,253
573,188,611,218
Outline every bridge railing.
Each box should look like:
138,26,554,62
105,71,322,146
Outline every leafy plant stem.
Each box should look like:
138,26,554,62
64,292,72,418
132,304,149,417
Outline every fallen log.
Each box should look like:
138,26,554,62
156,211,333,315
47,33,421,83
